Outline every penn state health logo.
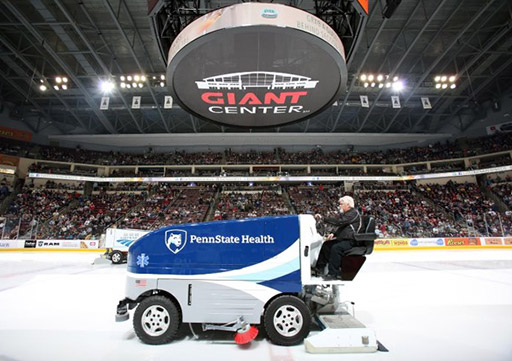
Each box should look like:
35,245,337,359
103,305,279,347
164,229,188,254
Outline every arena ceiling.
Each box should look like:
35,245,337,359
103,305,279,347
0,0,511,137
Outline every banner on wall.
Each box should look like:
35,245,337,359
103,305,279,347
486,121,512,135
374,238,410,248
35,240,99,249
0,155,19,167
444,238,481,247
0,125,32,142
371,237,512,249
409,238,445,247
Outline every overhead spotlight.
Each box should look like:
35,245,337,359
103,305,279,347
40,79,44,83
450,84,456,89
371,82,376,87
393,76,398,82
54,85,59,90
434,76,441,82
392,81,404,91
134,75,140,81
55,76,62,83
39,84,47,91
62,77,68,83
360,74,367,81
368,74,374,81
385,82,391,88
152,76,156,80
378,83,384,88
377,74,384,82
138,83,143,88
363,82,369,88
120,82,126,88
127,75,133,81
100,80,115,93
120,75,126,81
435,83,441,89
141,75,146,82
160,81,165,87
61,84,68,90
449,75,456,82
441,83,448,89
441,75,447,82
126,84,131,88
132,82,137,87
160,74,165,80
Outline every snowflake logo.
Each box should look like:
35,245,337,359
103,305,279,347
136,253,149,268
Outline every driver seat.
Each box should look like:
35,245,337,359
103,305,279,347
340,215,377,281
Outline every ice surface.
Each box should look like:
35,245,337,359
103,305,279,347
0,249,511,361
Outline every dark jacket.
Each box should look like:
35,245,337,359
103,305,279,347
324,208,361,241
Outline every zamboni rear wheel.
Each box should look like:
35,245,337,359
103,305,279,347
263,295,311,346
111,251,123,264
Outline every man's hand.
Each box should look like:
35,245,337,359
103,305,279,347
314,214,322,220
324,233,335,241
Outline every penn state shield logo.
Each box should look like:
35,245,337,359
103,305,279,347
164,229,187,254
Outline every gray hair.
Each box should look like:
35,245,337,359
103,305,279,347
339,195,355,208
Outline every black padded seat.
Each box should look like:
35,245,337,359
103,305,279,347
340,215,377,280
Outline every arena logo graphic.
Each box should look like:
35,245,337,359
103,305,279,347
261,8,278,19
37,241,60,247
165,229,188,254
195,71,319,115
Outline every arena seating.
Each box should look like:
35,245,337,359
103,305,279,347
1,132,511,168
1,132,512,239
215,186,290,220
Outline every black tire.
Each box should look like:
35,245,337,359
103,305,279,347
111,251,124,264
133,295,181,345
263,295,311,346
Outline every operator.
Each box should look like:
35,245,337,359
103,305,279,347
313,195,361,280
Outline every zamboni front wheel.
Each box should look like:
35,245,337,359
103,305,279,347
133,295,181,345
263,295,311,346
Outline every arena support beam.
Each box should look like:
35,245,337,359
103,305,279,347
330,1,387,132
51,0,145,134
0,70,62,134
0,37,91,132
434,56,512,133
356,0,453,133
3,0,118,134
379,0,499,133
392,3,508,133
102,0,170,133
341,0,425,131
428,25,512,132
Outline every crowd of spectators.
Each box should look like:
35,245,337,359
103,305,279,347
3,129,512,240
491,182,512,209
1,187,82,238
413,181,511,236
0,178,11,204
2,132,512,169
214,187,290,220
151,186,217,227
117,184,177,230
287,184,341,217
225,149,279,164
1,177,511,239
36,191,146,239
356,189,463,238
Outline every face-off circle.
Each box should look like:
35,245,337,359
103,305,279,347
167,3,347,128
